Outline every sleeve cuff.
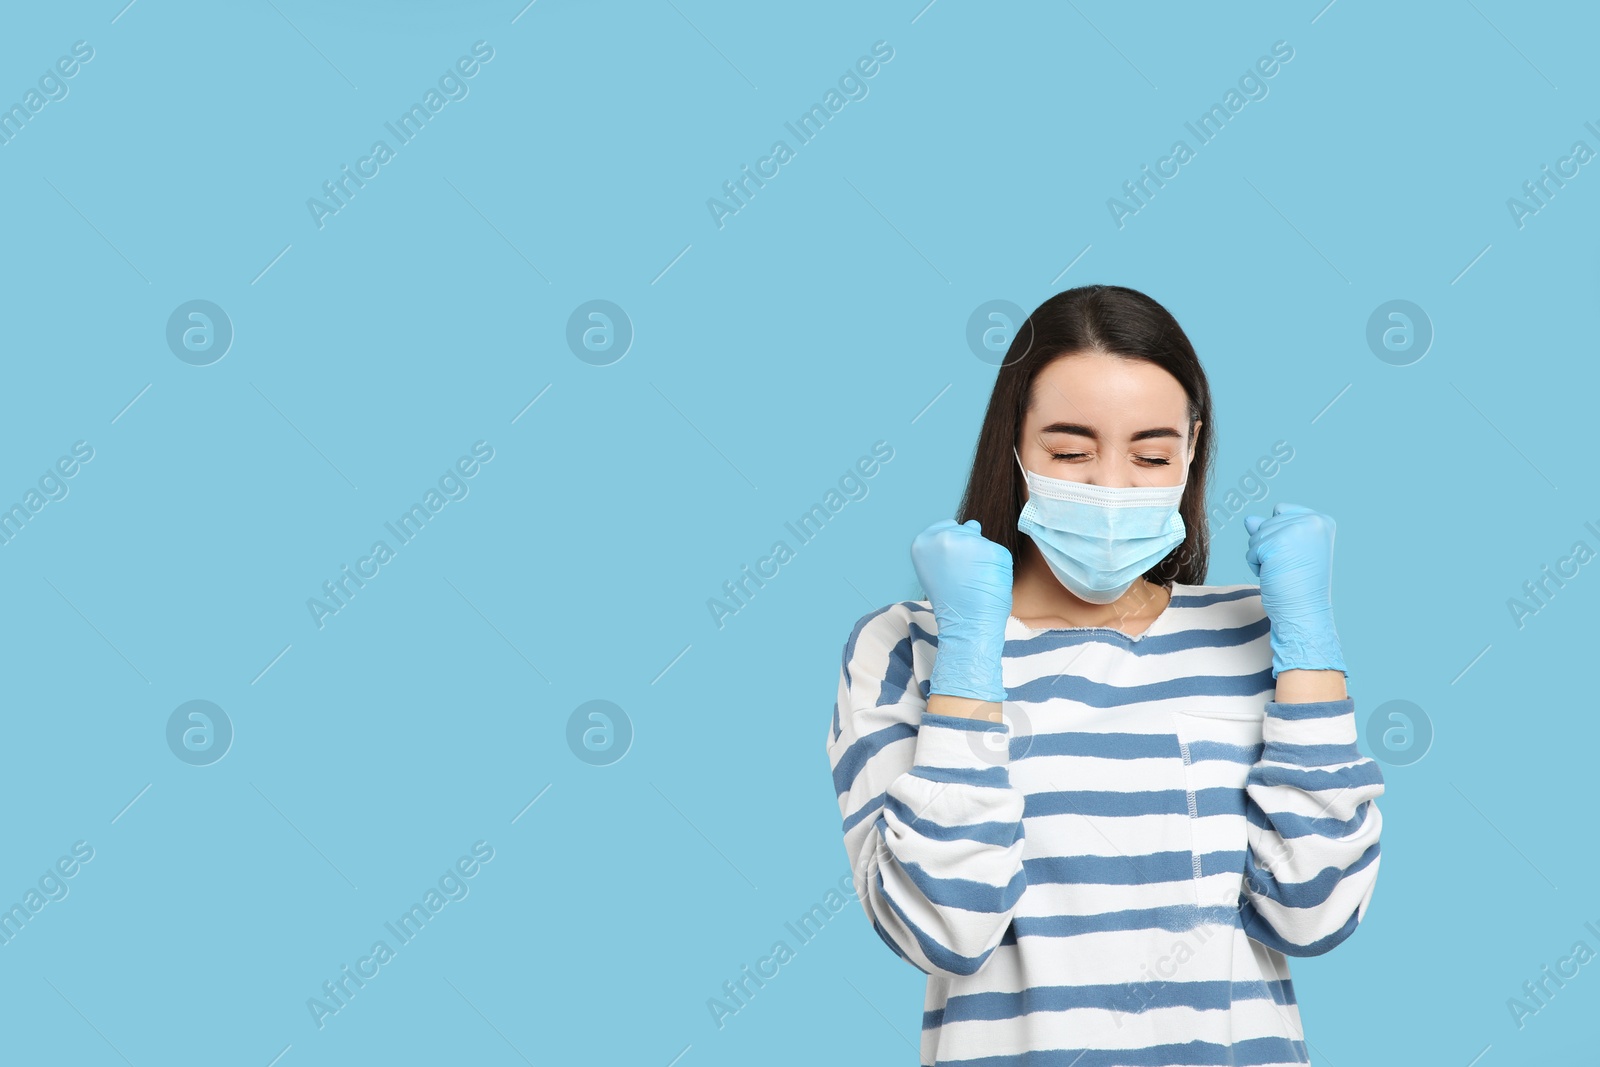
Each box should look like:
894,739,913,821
911,711,1014,780
1261,698,1362,763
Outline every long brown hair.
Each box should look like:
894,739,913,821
955,284,1215,587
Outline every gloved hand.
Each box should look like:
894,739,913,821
910,518,1013,703
1244,503,1347,678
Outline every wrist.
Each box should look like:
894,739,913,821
928,694,1004,721
1274,669,1348,702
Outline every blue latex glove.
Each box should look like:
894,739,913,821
910,518,1013,703
1244,503,1348,678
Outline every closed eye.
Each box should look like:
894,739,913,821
1050,452,1170,466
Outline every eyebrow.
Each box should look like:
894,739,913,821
1039,422,1183,442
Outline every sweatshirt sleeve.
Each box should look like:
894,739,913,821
1239,696,1385,957
825,603,1028,979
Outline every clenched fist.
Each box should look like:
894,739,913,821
1244,503,1347,677
911,519,1013,702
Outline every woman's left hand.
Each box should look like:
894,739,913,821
1244,503,1348,677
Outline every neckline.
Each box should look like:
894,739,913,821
1006,583,1185,642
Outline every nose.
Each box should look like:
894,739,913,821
1093,455,1179,490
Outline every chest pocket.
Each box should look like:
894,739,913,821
1173,708,1264,910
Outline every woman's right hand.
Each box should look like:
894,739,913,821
910,518,1013,703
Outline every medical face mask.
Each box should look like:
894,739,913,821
1014,446,1188,605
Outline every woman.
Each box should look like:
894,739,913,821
825,285,1383,1065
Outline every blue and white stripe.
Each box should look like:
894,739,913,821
826,584,1385,1066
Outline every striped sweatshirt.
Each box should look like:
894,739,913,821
826,584,1384,1066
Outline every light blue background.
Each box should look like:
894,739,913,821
1,1,1595,1063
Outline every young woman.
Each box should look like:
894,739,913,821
826,285,1383,1065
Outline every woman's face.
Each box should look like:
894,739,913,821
1018,351,1200,490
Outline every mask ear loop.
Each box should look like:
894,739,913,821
1012,447,1033,522
1151,437,1194,586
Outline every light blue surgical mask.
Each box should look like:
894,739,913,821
1014,446,1188,604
